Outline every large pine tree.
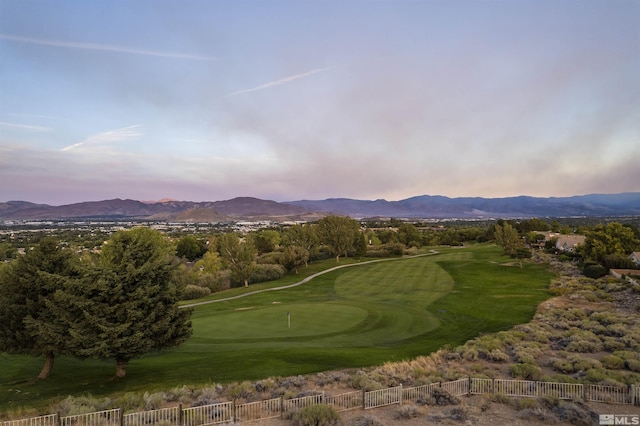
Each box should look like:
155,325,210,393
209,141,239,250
63,227,192,377
0,238,78,378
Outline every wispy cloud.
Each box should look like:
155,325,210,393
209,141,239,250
0,34,218,61
61,125,143,152
0,121,52,132
226,67,332,97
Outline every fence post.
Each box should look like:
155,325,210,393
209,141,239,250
56,412,62,426
119,408,124,426
399,384,403,405
630,385,635,406
468,377,471,397
178,403,184,426
362,389,366,409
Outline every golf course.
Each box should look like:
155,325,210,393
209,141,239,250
0,244,554,410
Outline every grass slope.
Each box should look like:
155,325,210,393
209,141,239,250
0,244,553,411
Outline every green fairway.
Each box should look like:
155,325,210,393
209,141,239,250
0,244,554,411
197,303,369,339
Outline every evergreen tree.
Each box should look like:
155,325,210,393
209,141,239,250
63,227,192,378
0,238,78,378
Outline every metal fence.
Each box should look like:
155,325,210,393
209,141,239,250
402,382,440,403
364,385,402,409
3,379,639,426
585,384,631,405
234,398,280,423
60,409,121,426
470,378,493,395
325,391,362,412
123,407,180,426
281,394,323,413
1,414,58,426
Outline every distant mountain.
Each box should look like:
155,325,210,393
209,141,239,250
1,193,639,221
286,193,640,218
0,197,315,222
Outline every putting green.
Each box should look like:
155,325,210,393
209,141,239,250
194,303,369,340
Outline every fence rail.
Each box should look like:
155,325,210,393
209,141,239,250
234,398,280,423
470,378,493,395
123,407,180,426
1,414,58,426
282,394,323,413
61,409,121,426
364,385,402,409
585,384,630,405
4,379,639,426
325,391,362,412
402,383,440,403
441,378,469,396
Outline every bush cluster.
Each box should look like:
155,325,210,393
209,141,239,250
291,404,340,426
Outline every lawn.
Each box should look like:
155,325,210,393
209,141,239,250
0,244,554,412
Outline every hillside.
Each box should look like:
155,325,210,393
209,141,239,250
1,192,639,221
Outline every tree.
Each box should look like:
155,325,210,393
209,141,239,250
176,235,206,261
581,222,640,264
397,223,421,247
494,222,520,255
218,232,257,287
61,227,192,378
317,215,361,262
282,224,319,266
253,230,281,255
513,247,532,269
0,238,78,378
282,245,309,274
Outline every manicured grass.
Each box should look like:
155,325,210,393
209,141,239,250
0,245,554,412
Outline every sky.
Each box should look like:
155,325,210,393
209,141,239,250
0,0,639,205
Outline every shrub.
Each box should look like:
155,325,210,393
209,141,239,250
444,407,468,422
564,329,603,353
180,284,211,300
486,349,510,362
583,264,607,279
517,407,559,423
348,371,384,391
291,404,340,426
427,388,460,406
142,391,165,410
393,405,420,420
509,363,542,380
352,414,384,426
512,398,539,411
626,359,640,373
553,401,598,426
249,263,286,284
601,355,625,370
602,337,626,352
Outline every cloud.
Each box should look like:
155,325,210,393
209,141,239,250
226,67,332,97
0,121,52,132
61,125,143,152
0,34,218,61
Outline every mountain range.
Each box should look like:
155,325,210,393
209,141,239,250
1,193,639,222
